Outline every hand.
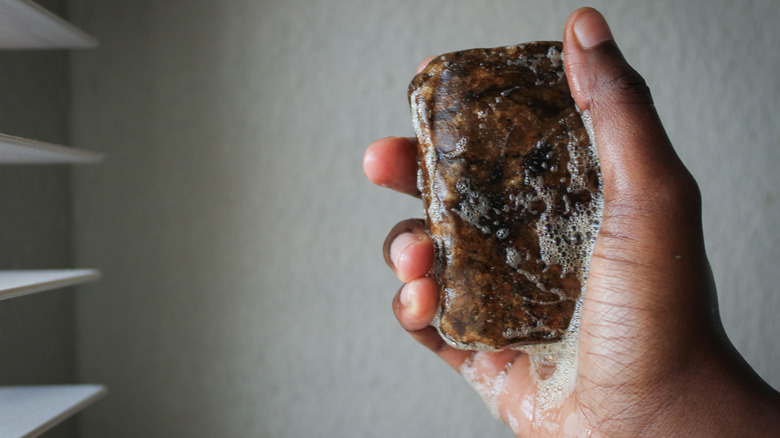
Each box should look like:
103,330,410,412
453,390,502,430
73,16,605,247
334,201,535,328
364,7,780,437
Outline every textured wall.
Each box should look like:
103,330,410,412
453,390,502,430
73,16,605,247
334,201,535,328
70,1,779,437
0,1,77,437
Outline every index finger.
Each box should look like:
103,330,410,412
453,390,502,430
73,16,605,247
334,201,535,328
362,57,437,196
363,136,420,197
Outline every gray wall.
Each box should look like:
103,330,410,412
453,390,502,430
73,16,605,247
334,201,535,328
69,1,780,437
0,1,77,437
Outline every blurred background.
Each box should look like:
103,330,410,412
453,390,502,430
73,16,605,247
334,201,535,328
1,0,778,436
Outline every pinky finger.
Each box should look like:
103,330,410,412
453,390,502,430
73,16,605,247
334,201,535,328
393,277,438,332
392,278,473,370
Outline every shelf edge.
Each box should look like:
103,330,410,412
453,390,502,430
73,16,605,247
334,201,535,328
0,133,103,164
0,385,107,438
0,269,102,301
0,0,98,49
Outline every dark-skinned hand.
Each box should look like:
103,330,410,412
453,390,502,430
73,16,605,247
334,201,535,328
364,7,780,437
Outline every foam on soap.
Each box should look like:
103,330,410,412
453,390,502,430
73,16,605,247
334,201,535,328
519,107,602,429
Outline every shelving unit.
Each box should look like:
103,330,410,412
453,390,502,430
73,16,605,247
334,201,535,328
1,1,105,436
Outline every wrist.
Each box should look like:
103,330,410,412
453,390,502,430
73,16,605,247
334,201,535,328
645,344,780,437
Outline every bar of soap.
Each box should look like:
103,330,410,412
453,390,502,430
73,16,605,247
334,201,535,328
409,42,602,350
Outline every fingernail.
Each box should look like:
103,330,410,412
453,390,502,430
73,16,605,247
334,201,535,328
574,9,614,49
400,282,412,307
390,232,418,268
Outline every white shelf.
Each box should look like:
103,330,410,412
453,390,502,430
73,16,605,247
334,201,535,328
0,269,101,301
0,133,103,164
0,0,97,49
0,385,106,437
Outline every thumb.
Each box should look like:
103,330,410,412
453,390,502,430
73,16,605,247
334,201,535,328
563,9,712,318
564,7,687,196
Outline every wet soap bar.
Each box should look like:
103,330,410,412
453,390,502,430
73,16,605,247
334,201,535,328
409,42,602,350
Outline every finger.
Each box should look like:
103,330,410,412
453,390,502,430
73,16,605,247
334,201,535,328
563,9,711,316
392,278,473,370
363,136,420,196
564,8,704,252
383,219,434,283
390,264,532,423
391,276,523,379
416,56,436,73
564,8,693,201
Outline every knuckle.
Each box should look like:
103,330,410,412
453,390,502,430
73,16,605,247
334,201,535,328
649,170,702,212
595,67,654,106
621,185,699,219
600,170,702,238
610,167,702,213
602,191,661,220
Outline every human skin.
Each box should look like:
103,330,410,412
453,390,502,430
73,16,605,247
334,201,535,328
363,7,780,437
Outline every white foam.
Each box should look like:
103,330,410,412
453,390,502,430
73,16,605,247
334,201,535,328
547,46,562,68
410,86,445,224
453,177,492,234
518,107,603,429
506,410,522,435
459,356,509,420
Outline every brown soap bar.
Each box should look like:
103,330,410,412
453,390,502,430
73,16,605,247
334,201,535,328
409,42,602,350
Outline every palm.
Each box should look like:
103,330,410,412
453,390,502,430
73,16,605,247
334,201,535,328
373,194,717,436
441,215,717,437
